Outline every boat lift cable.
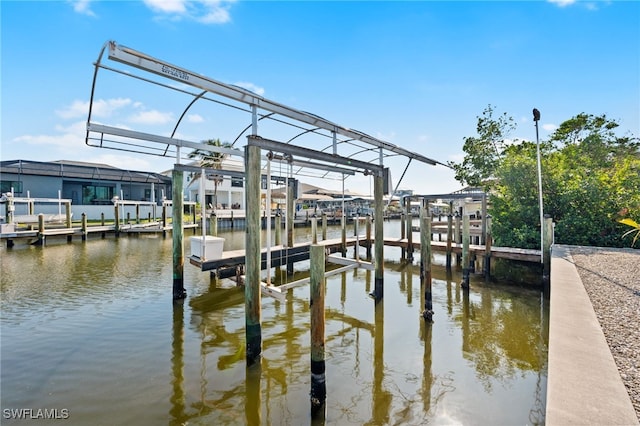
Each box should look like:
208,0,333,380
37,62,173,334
386,158,412,208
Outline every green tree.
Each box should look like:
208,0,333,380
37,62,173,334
489,113,639,248
188,138,234,210
448,104,517,190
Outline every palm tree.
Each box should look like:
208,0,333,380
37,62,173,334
188,138,233,211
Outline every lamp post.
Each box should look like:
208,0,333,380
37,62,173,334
533,108,544,264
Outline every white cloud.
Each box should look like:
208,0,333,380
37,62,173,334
57,98,133,119
547,0,577,7
543,123,559,132
68,0,96,17
187,114,205,123
143,0,235,24
547,0,605,10
234,81,265,96
14,121,86,149
128,110,175,125
143,0,186,13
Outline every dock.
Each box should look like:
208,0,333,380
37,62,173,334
188,235,541,279
0,221,199,246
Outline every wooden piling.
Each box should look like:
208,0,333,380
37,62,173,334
454,211,461,265
406,198,414,261
312,216,318,244
372,173,384,300
100,212,106,238
484,216,492,280
354,217,359,260
65,202,72,229
210,212,217,237
136,204,140,224
309,244,326,416
462,215,470,289
286,180,294,275
81,213,88,241
322,213,327,241
115,204,120,234
400,211,406,260
341,215,347,257
420,204,433,321
36,213,45,246
275,214,281,246
172,168,186,300
446,212,453,271
366,215,372,259
245,144,262,365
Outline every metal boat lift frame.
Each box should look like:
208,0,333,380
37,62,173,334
85,40,447,365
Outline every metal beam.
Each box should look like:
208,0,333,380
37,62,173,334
106,41,444,167
87,123,242,158
247,135,382,175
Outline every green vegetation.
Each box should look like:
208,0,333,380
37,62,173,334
188,138,234,210
449,107,640,249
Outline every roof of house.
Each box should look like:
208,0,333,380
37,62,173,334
1,159,171,184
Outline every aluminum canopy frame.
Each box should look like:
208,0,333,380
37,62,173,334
86,40,447,180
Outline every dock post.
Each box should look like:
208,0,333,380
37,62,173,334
400,211,406,260
543,215,553,285
446,211,453,271
81,213,87,241
172,167,186,300
454,211,461,265
126,212,131,225
230,210,234,229
312,216,318,244
36,213,45,246
6,194,14,225
462,215,470,289
372,172,384,300
245,143,262,365
148,211,152,224
65,201,72,229
406,198,414,261
421,203,434,321
114,204,120,237
210,212,217,236
341,215,347,257
354,217,359,260
286,179,295,275
309,244,326,417
275,214,281,246
366,215,372,259
322,213,327,241
484,216,492,280
136,204,140,224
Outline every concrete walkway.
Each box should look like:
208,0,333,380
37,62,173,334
546,245,639,425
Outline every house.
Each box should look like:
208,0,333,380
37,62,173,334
182,157,245,210
1,159,172,220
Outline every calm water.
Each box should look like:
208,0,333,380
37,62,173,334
1,221,548,425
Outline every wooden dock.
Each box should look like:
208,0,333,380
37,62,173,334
188,235,541,278
0,221,199,246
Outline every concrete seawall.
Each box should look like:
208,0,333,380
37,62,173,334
546,245,638,425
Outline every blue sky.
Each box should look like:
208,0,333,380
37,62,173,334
2,0,639,196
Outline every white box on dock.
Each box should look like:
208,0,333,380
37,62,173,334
190,236,224,260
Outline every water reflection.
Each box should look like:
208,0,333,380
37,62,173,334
1,227,547,425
